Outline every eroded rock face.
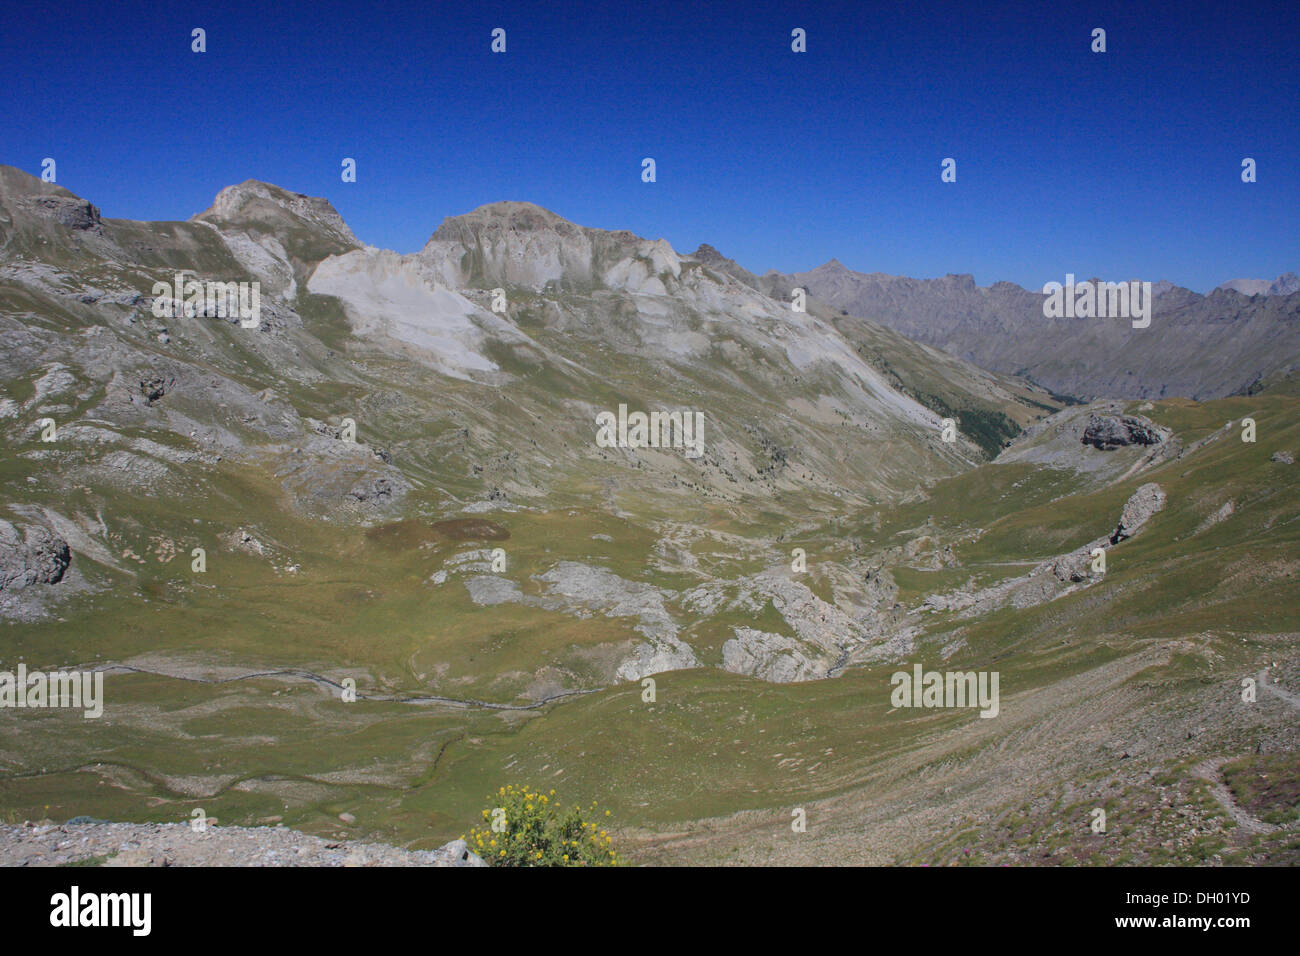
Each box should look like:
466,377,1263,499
1082,415,1162,450
22,195,102,232
722,628,830,683
0,521,71,591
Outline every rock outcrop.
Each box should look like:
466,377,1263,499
21,195,103,233
1110,482,1167,543
722,627,831,683
923,482,1167,615
1082,415,1163,450
0,520,71,591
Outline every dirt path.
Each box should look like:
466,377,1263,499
1190,758,1278,836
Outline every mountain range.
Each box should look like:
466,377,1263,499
739,259,1300,402
0,165,1296,866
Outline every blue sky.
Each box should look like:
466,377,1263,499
3,0,1296,290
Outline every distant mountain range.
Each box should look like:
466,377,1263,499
706,255,1300,401
1216,273,1300,297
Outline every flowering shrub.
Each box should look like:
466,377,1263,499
463,784,620,866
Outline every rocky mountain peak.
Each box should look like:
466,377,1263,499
417,201,685,293
429,201,580,244
193,180,359,250
1216,272,1300,297
688,243,760,289
1270,271,1300,295
0,165,103,236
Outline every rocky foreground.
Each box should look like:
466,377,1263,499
0,821,486,867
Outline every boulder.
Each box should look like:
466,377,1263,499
139,376,173,406
1050,548,1095,583
0,521,71,591
1081,414,1162,450
433,838,487,867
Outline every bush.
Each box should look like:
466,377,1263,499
464,784,620,866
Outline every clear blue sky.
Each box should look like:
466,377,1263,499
4,0,1296,291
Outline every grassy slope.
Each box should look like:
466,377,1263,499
2,388,1295,862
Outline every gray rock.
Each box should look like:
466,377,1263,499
430,838,487,867
223,528,269,556
139,376,173,406
22,195,103,232
1111,482,1166,543
464,574,525,606
1270,450,1294,464
1050,548,1095,583
275,435,411,515
0,520,71,591
348,477,395,502
1081,415,1162,450
722,628,829,683
311,420,349,441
